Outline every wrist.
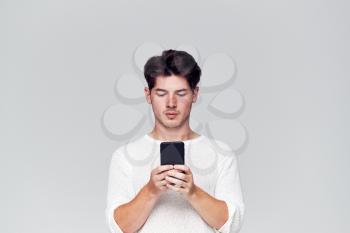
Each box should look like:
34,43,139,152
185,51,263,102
144,182,160,199
187,184,199,201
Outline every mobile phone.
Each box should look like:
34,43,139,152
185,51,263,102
160,141,185,165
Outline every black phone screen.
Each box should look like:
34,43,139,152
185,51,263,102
160,141,185,165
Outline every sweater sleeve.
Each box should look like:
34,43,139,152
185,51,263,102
213,153,245,233
105,150,134,233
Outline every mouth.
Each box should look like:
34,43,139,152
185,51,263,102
165,112,178,118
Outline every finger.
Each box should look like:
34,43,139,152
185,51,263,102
156,179,168,187
165,176,184,186
168,168,183,174
155,170,171,181
166,183,180,192
167,170,187,181
154,165,174,175
173,165,191,174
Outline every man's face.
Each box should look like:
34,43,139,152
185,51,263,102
144,75,199,129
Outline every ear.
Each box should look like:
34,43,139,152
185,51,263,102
192,86,199,103
144,87,152,104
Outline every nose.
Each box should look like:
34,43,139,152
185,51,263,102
166,94,177,108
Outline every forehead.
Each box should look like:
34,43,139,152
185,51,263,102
154,75,190,91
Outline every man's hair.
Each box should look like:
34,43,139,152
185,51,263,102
143,49,201,92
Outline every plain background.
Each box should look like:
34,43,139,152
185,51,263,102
1,0,349,233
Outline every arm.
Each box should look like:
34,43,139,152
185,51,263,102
105,151,173,233
211,154,245,233
113,183,159,233
167,153,245,233
187,185,229,229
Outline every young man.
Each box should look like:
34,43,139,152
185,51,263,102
105,50,245,233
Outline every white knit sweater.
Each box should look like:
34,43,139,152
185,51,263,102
105,134,245,233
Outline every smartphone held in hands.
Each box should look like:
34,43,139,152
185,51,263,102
160,141,185,165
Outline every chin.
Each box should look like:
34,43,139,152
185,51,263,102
162,119,182,128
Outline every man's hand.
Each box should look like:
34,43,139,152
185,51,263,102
165,164,197,199
166,164,229,230
147,164,174,197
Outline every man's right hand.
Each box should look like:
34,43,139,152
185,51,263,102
147,164,174,197
113,164,175,233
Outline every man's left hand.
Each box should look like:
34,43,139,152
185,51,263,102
165,164,197,199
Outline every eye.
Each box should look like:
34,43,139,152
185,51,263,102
156,92,166,97
177,92,187,96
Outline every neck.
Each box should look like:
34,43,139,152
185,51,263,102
148,129,200,141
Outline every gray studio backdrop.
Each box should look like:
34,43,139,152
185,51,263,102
1,1,349,233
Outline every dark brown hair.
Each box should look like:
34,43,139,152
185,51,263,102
143,49,201,92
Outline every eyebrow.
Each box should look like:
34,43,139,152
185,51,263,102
154,88,188,92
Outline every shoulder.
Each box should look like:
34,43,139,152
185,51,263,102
110,145,128,165
110,135,150,165
112,134,144,156
112,145,126,159
107,145,134,176
202,136,238,163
